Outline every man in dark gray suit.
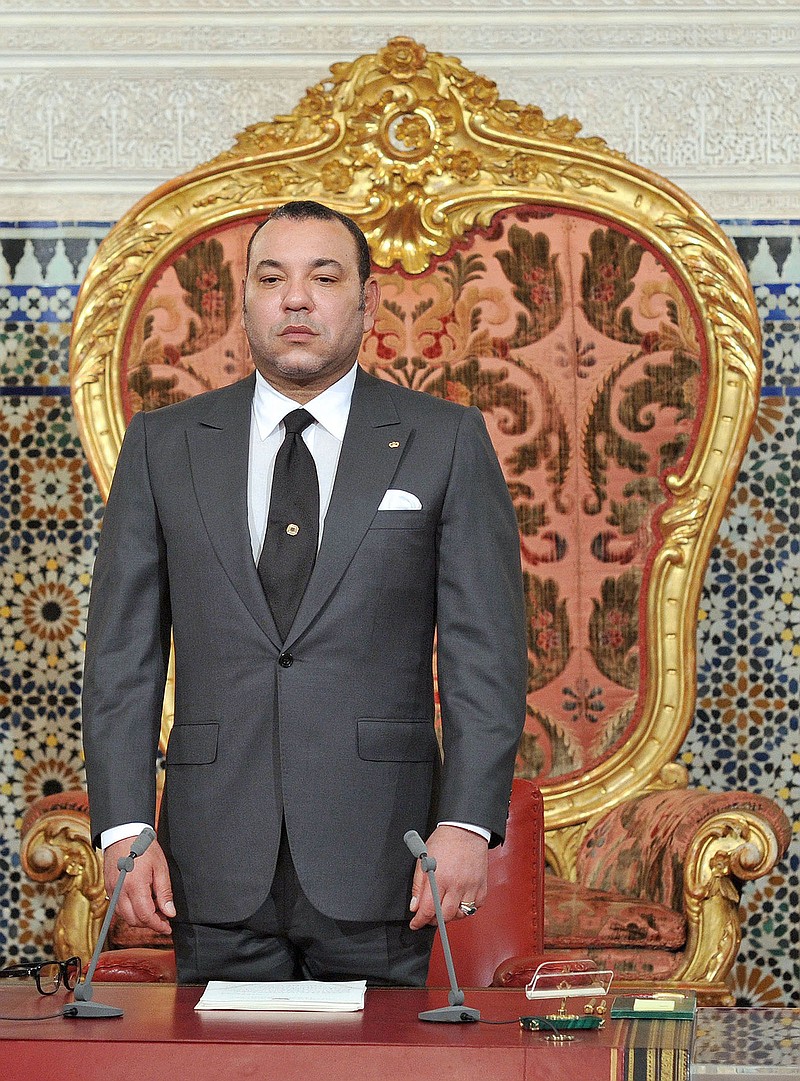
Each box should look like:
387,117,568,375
82,201,527,985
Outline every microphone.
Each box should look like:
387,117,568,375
63,826,157,1019
403,829,480,1023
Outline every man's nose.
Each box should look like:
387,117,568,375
281,278,313,310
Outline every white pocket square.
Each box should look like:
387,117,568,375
378,489,422,511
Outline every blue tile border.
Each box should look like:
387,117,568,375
0,385,72,396
763,386,800,397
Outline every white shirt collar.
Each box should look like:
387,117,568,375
252,363,358,442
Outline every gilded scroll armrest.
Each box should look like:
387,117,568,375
576,787,791,984
20,791,107,966
676,796,791,984
576,789,791,906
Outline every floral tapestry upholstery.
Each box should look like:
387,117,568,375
574,788,791,913
123,205,699,784
544,875,686,951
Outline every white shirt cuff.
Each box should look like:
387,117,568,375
100,823,153,851
438,820,491,843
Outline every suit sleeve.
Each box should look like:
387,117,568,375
81,411,172,847
434,405,527,846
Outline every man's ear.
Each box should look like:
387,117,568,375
362,276,380,332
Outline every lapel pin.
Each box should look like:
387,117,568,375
389,441,400,448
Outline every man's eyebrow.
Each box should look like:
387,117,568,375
253,258,346,273
309,258,346,272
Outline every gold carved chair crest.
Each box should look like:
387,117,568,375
22,38,790,1002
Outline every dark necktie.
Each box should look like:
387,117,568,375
258,408,319,640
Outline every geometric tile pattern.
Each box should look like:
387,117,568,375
0,222,110,962
691,220,800,1006
0,219,798,1004
695,1008,800,1071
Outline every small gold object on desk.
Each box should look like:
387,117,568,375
521,961,614,1039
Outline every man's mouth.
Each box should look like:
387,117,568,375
281,325,317,338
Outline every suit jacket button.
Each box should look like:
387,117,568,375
279,652,293,668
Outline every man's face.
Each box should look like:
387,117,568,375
242,216,379,402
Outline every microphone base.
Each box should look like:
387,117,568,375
63,1001,124,1019
419,1005,480,1023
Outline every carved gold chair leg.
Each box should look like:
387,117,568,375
677,808,784,988
21,806,107,966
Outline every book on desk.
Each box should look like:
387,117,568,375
610,992,697,1021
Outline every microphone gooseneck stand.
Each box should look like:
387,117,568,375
63,826,158,1019
403,830,480,1023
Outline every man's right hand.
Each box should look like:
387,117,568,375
103,836,176,935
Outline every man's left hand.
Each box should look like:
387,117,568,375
408,825,488,930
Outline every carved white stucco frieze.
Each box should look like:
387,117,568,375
1,5,797,219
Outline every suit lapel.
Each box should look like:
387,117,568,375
185,369,412,648
185,373,282,646
287,369,410,644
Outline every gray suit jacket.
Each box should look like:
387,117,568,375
82,367,527,925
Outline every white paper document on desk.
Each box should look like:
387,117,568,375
194,980,367,1012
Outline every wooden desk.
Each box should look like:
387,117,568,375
0,985,692,1080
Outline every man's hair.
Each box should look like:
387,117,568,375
245,201,372,286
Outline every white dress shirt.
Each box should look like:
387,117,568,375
248,365,356,560
100,364,488,849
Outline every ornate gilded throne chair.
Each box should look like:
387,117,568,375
21,39,790,1003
